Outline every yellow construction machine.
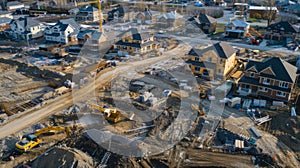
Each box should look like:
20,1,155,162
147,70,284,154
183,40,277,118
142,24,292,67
15,126,70,152
191,104,205,116
199,86,207,99
89,104,121,123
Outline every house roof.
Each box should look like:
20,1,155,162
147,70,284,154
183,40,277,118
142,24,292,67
231,19,249,27
108,5,131,16
59,18,80,30
79,5,98,12
48,18,80,34
157,10,183,20
189,14,216,24
249,6,278,11
117,28,151,41
186,60,216,69
245,57,297,83
188,42,236,59
7,1,24,7
77,29,104,41
267,21,298,33
10,17,41,29
285,4,300,11
0,17,11,24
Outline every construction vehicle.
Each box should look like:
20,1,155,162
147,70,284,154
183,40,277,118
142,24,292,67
198,86,207,99
89,104,121,123
246,28,263,45
129,91,140,99
97,61,116,73
15,126,70,152
248,27,263,39
191,104,205,115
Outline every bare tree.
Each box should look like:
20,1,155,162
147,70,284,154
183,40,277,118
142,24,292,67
262,0,277,26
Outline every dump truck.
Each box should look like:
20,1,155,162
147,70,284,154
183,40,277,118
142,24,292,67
15,126,70,152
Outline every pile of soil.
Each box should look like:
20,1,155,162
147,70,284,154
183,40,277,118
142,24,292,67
30,147,94,168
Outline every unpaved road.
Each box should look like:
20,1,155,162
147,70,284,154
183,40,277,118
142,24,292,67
0,44,190,139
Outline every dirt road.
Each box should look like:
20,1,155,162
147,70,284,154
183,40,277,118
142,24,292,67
0,44,190,139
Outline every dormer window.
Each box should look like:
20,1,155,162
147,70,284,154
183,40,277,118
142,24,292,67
250,72,255,78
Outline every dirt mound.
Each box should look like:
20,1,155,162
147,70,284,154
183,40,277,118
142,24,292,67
30,147,94,168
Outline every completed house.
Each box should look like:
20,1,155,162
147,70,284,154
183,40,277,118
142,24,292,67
8,17,43,40
264,21,299,45
114,28,157,55
45,18,80,44
237,57,298,102
186,42,236,80
134,8,153,25
225,17,250,38
156,10,184,29
249,6,278,20
188,14,217,34
75,6,99,22
107,5,134,22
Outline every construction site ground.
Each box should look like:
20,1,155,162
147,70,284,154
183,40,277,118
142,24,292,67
0,34,300,167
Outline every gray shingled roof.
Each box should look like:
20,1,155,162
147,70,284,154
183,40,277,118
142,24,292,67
188,42,236,59
79,5,98,12
10,17,41,29
267,21,298,33
0,17,11,24
117,28,151,41
245,57,297,83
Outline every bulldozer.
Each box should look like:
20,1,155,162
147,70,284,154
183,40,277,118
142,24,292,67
89,104,121,123
15,126,71,152
191,104,205,116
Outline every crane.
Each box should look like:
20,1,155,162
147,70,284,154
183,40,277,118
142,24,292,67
75,0,103,32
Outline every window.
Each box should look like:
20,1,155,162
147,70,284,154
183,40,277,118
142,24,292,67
208,57,212,62
195,57,199,62
195,67,200,71
263,78,271,85
250,72,255,78
259,87,267,92
279,81,289,88
219,59,222,64
276,91,286,97
218,69,221,73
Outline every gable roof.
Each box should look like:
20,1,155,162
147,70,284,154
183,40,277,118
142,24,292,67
77,29,104,41
157,10,183,20
231,19,249,27
188,42,236,59
245,57,297,83
117,28,151,40
48,18,80,34
267,21,298,33
0,17,11,24
79,5,98,12
189,14,216,24
10,17,41,29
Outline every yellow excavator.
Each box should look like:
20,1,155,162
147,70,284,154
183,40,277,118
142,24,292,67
89,104,121,123
15,126,70,152
191,104,205,116
199,86,207,99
